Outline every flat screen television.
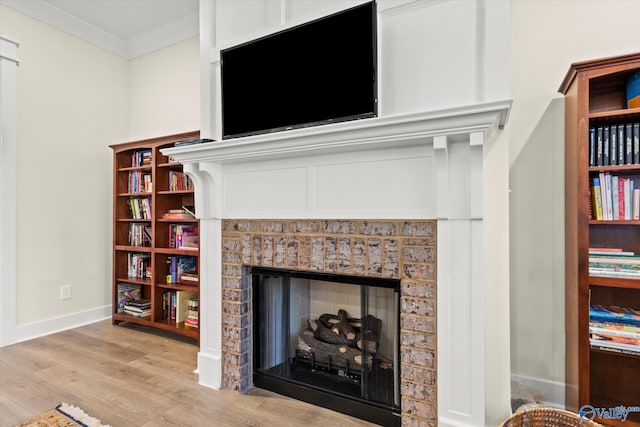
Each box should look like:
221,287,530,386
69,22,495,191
220,1,377,139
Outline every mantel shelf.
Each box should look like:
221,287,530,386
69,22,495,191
161,100,511,164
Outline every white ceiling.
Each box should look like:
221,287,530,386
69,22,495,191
1,0,199,59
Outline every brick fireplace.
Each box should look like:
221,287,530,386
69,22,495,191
161,101,512,426
220,219,436,423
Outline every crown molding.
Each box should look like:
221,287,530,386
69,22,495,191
0,0,198,59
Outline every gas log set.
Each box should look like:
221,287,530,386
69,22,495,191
297,309,384,372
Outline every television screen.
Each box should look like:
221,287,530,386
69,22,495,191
220,1,377,139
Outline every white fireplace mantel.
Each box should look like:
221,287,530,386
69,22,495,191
162,99,512,427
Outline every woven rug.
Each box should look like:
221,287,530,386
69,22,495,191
14,403,111,427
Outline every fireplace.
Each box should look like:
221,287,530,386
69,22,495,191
161,102,513,426
219,219,436,424
252,267,401,425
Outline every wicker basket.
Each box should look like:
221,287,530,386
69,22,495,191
498,406,603,427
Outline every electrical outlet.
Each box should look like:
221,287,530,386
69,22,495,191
61,285,72,300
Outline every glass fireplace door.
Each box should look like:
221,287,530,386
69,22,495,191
253,268,400,424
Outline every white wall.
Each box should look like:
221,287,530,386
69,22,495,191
509,0,640,404
129,37,200,140
0,6,199,344
0,5,128,335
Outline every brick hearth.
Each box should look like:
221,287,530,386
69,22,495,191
220,219,437,425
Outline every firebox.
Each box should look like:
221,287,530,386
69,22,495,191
252,267,401,426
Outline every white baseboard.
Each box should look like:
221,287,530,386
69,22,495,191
10,305,111,345
511,373,565,409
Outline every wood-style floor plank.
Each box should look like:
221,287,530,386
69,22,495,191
0,320,377,427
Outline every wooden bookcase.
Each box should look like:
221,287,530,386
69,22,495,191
560,53,640,426
110,131,200,341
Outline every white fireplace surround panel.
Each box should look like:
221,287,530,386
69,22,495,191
162,100,511,427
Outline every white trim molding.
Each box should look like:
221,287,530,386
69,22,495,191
0,36,19,347
0,0,198,59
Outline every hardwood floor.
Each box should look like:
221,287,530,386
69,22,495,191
0,320,377,427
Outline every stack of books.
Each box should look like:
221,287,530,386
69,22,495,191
123,298,151,318
131,149,152,167
184,297,199,329
169,224,198,250
589,247,640,279
117,283,141,313
590,304,640,356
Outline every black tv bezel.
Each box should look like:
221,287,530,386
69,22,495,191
220,1,378,140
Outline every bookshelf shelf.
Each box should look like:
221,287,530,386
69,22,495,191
589,106,640,120
589,164,640,173
114,277,152,286
156,190,194,195
111,131,201,343
589,276,640,290
115,245,152,252
589,220,640,225
590,347,640,360
157,283,200,291
561,52,640,425
118,192,153,197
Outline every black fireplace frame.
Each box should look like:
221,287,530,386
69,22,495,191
251,267,401,426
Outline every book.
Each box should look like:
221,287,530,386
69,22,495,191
589,268,640,279
618,177,625,219
591,321,640,335
124,298,151,310
603,125,610,166
591,333,640,346
602,172,613,220
626,123,633,164
184,317,199,328
123,304,151,314
589,127,595,166
590,325,640,341
617,124,626,165
590,339,640,356
629,71,640,108
589,254,640,263
635,122,640,164
610,124,618,165
592,178,603,220
596,126,603,166
589,255,640,277
162,209,194,220
589,248,635,256
612,175,619,220
625,178,633,220
123,308,151,318
590,305,640,327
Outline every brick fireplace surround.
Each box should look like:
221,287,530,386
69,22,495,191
221,219,437,424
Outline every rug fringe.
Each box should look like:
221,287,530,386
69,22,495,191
57,403,111,427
